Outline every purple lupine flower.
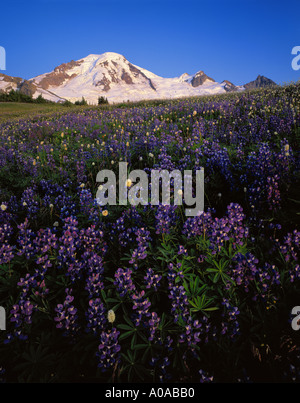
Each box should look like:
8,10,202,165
85,252,105,298
155,204,177,235
0,223,14,265
147,312,160,342
230,252,259,292
277,230,299,283
129,227,151,268
10,301,34,327
253,263,281,301
165,335,174,352
109,207,142,247
8,299,35,342
80,225,107,258
158,356,171,382
199,369,214,383
57,217,81,280
182,210,214,238
167,263,189,322
16,219,36,260
54,288,79,338
76,160,87,185
114,268,136,297
131,290,151,326
96,327,121,372
17,273,38,295
220,298,240,339
144,268,162,291
155,146,175,171
86,298,107,335
149,355,172,382
79,189,101,224
35,254,52,279
178,245,188,256
179,317,203,357
0,242,14,265
208,203,248,253
266,175,281,211
33,228,58,254
20,187,39,220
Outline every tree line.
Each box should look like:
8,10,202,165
0,90,109,106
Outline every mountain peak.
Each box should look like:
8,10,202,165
191,70,215,87
178,73,190,82
244,75,276,89
82,52,126,63
101,51,125,59
221,80,238,92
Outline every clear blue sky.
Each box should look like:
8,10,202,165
1,0,299,85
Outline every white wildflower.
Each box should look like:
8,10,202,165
107,310,115,323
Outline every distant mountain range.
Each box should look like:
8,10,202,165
0,52,277,104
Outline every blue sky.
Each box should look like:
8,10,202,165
0,0,299,85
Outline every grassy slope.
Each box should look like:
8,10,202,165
0,87,290,124
0,90,251,123
0,102,106,123
0,102,67,123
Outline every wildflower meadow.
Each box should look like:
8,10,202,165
0,83,299,383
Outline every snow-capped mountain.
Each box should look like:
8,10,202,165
0,52,275,104
29,52,234,103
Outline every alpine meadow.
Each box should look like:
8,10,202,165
0,0,300,386
0,83,299,382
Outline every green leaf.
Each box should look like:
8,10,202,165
203,306,219,311
105,298,120,303
123,315,135,327
119,330,135,341
117,324,134,331
131,332,137,350
206,268,218,273
141,346,151,364
133,343,149,350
